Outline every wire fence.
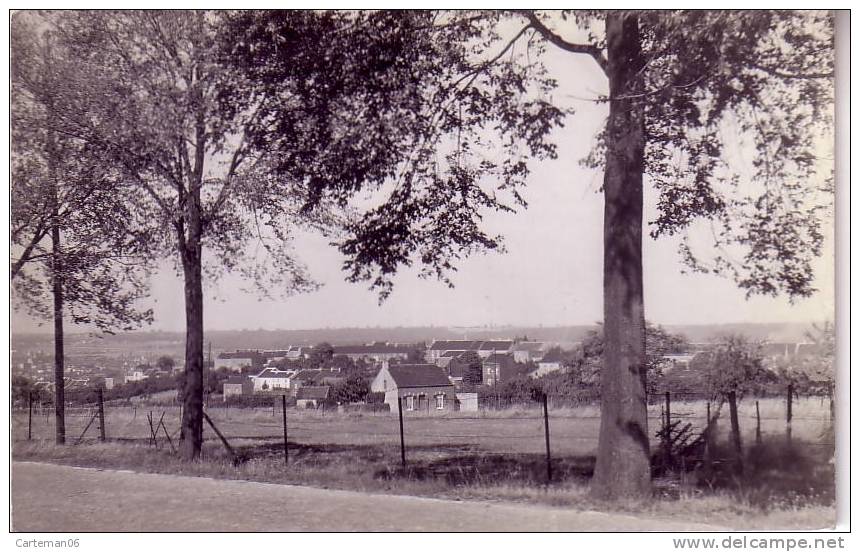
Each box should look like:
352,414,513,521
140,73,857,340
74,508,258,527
13,385,835,468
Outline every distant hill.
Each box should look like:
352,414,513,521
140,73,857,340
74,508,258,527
12,321,824,355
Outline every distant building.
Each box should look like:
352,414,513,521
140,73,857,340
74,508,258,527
477,341,514,359
370,364,457,413
425,340,483,363
216,351,260,372
512,341,548,363
482,353,524,385
250,368,293,393
455,392,479,412
660,353,699,373
103,377,115,390
223,375,254,399
533,349,565,377
125,370,147,383
284,346,308,361
296,386,330,409
332,342,415,362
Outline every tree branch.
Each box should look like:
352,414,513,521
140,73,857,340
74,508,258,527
517,10,608,76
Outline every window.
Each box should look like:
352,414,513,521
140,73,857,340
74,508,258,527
405,395,415,411
435,394,445,410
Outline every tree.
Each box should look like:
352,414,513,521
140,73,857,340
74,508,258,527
330,374,371,404
11,16,154,444
461,352,484,387
156,356,176,373
229,10,833,499
406,346,427,364
704,334,770,468
31,11,395,459
163,11,833,498
308,342,335,368
572,323,689,389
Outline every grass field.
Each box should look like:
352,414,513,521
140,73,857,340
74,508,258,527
12,396,832,454
11,396,836,529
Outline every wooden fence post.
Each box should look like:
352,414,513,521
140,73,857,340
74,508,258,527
202,411,238,464
786,383,793,442
147,412,157,447
755,400,761,445
97,387,106,442
28,392,33,441
158,419,176,454
398,396,406,470
282,394,288,466
704,401,712,466
543,393,552,484
664,391,672,467
74,413,98,445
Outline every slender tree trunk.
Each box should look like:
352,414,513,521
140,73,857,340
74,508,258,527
51,215,65,445
179,189,205,461
591,12,650,500
727,390,743,473
46,62,65,445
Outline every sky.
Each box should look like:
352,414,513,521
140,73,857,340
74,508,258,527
9,15,836,334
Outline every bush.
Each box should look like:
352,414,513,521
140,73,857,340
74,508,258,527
366,391,385,404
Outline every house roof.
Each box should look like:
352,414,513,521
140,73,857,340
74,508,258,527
440,350,463,358
292,369,322,381
479,341,513,351
386,364,454,388
225,375,250,385
539,349,565,363
428,340,483,351
296,386,330,400
513,341,546,352
483,353,514,365
218,350,260,360
333,343,415,355
254,368,293,379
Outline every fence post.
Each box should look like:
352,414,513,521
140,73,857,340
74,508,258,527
398,396,406,470
97,387,106,442
786,383,793,442
755,400,761,445
664,391,672,468
543,393,552,484
704,402,712,466
282,394,288,466
28,392,33,441
202,411,238,464
147,412,157,447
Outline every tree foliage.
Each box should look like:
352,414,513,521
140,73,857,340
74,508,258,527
223,10,565,299
703,334,772,401
226,10,832,302
10,15,154,332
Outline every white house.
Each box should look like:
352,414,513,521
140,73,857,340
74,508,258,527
250,368,294,393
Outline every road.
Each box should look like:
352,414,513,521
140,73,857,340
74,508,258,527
12,462,722,532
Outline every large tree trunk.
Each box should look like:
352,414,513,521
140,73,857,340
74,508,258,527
590,12,650,500
179,189,205,460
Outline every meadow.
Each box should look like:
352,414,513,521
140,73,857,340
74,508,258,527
11,396,836,529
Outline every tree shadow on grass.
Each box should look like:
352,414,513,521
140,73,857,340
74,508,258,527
680,435,835,508
376,452,596,487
